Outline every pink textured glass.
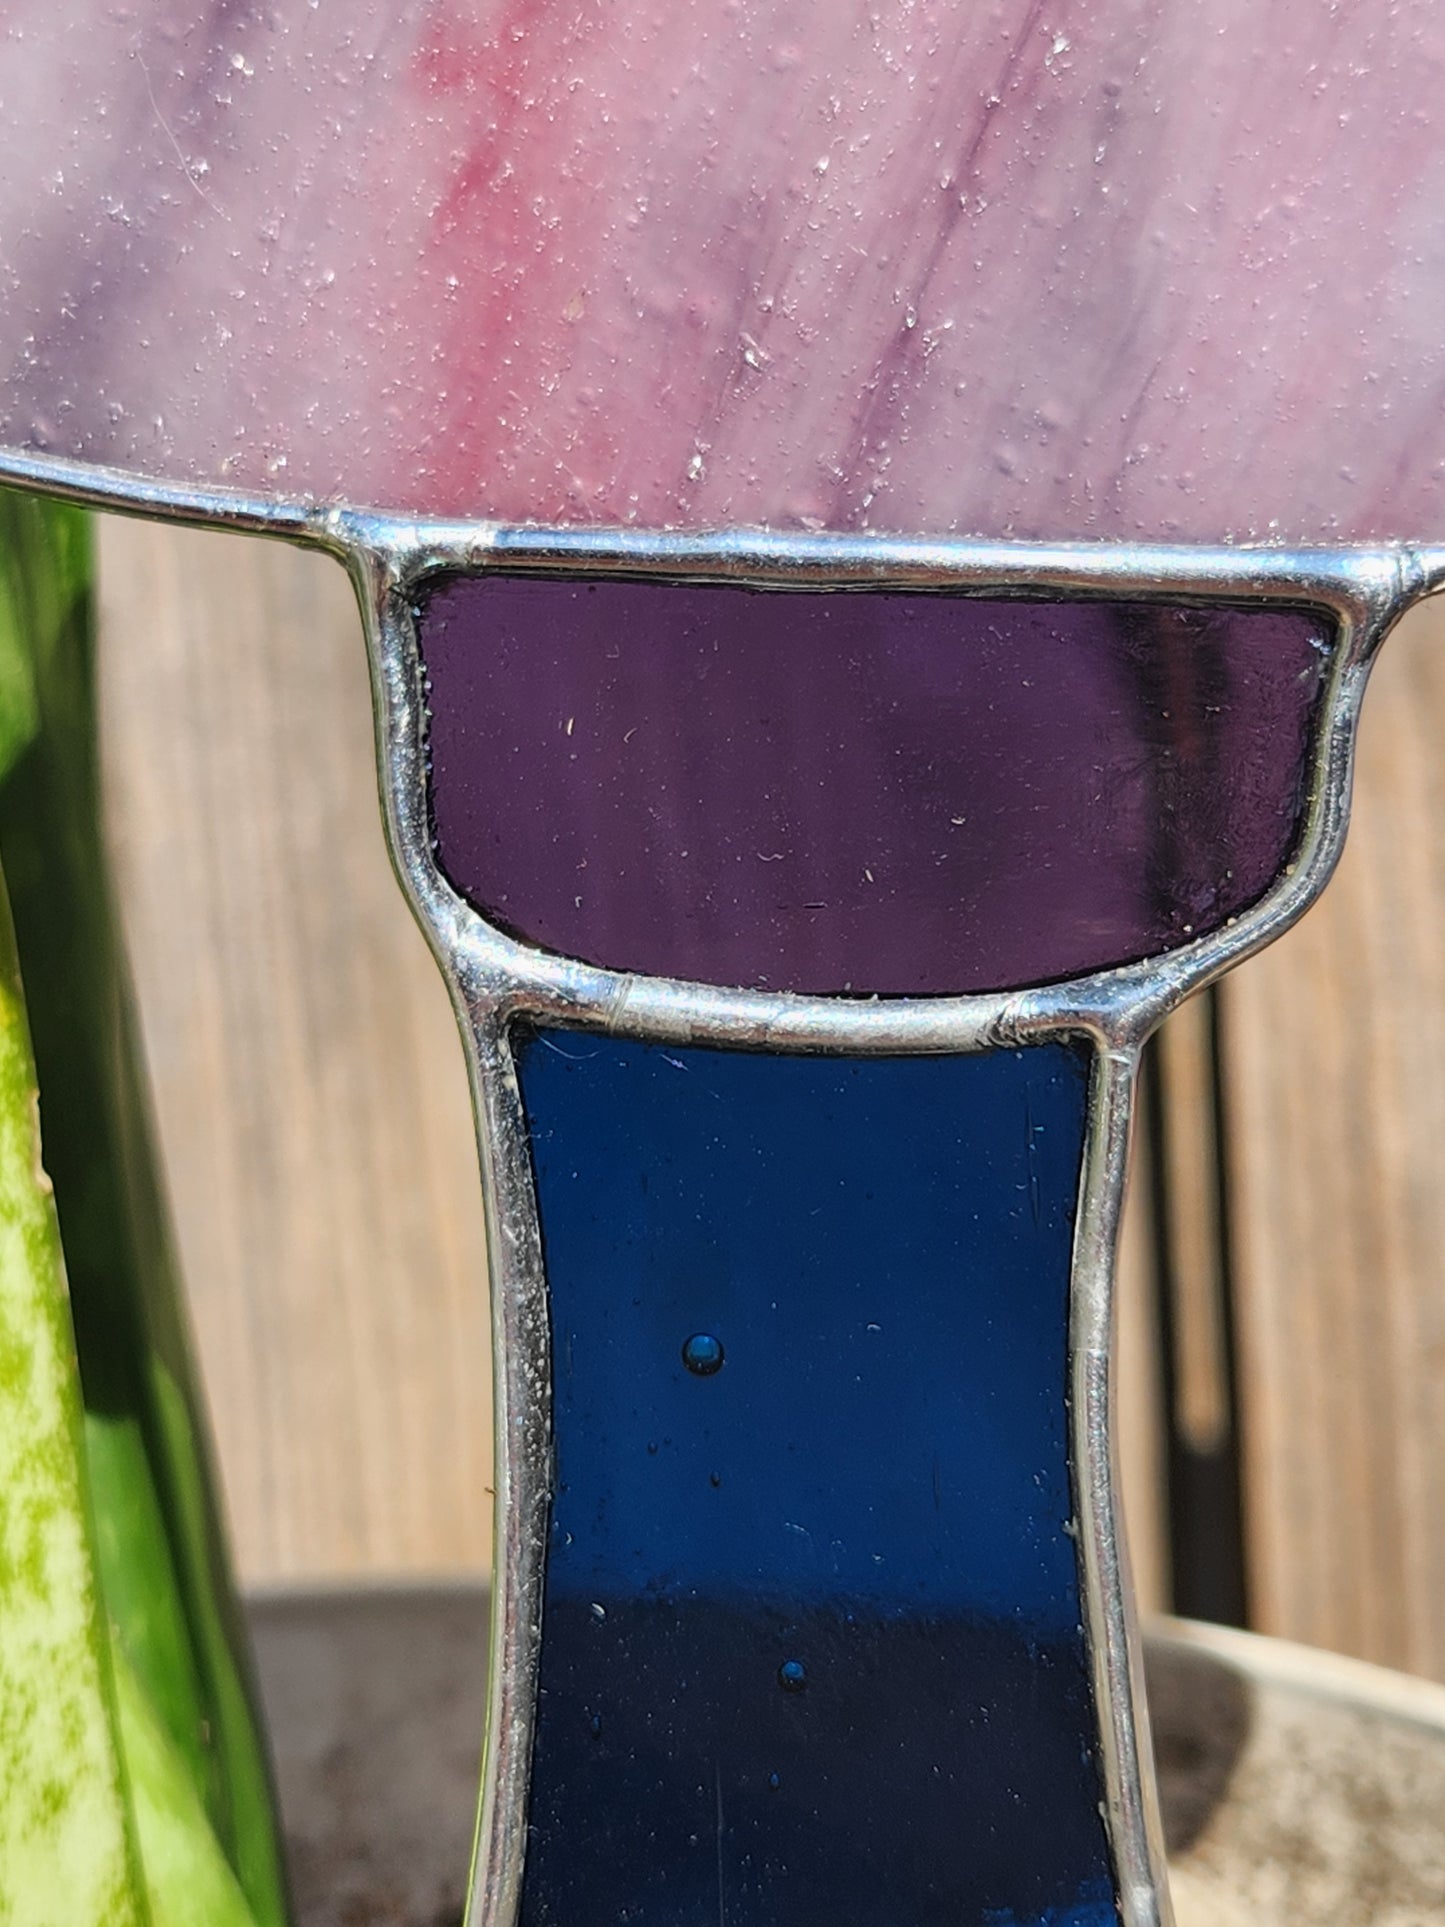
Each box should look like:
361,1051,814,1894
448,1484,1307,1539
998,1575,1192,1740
420,577,1330,995
2,4,1445,541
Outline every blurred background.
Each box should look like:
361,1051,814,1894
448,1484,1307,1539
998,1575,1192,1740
96,510,1445,1681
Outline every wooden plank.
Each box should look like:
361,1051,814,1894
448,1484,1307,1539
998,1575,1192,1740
1118,1105,1170,1619
1143,997,1250,1628
97,516,494,1584
1224,592,1445,1679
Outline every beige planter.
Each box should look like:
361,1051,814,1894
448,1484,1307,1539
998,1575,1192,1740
249,1590,1445,1927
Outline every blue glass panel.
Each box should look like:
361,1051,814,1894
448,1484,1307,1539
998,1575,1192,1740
515,1033,1114,1927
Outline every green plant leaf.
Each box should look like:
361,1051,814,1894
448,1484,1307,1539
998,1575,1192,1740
0,869,150,1927
110,1644,260,1927
0,489,288,1926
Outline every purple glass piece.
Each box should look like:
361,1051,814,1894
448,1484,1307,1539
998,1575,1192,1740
419,578,1331,996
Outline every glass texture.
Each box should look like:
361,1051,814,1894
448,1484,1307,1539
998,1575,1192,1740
421,579,1329,995
516,1031,1111,1927
2,4,1445,540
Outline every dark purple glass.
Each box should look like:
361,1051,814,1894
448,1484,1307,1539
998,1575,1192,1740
419,579,1331,995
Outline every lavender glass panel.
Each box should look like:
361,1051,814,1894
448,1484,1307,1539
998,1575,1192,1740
420,578,1330,996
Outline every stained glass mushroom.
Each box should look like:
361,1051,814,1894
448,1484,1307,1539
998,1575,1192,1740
3,6,1445,1925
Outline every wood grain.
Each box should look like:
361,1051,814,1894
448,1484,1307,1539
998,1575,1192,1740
1118,1105,1170,1619
97,515,493,1584
1224,592,1445,1680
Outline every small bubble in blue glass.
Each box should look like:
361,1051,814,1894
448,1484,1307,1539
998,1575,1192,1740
768,1771,781,1790
681,1332,724,1376
778,1658,807,1693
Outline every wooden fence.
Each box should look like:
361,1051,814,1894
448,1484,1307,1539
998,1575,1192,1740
96,513,1445,1680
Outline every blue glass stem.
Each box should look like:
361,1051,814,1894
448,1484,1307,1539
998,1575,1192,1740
514,1032,1118,1927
